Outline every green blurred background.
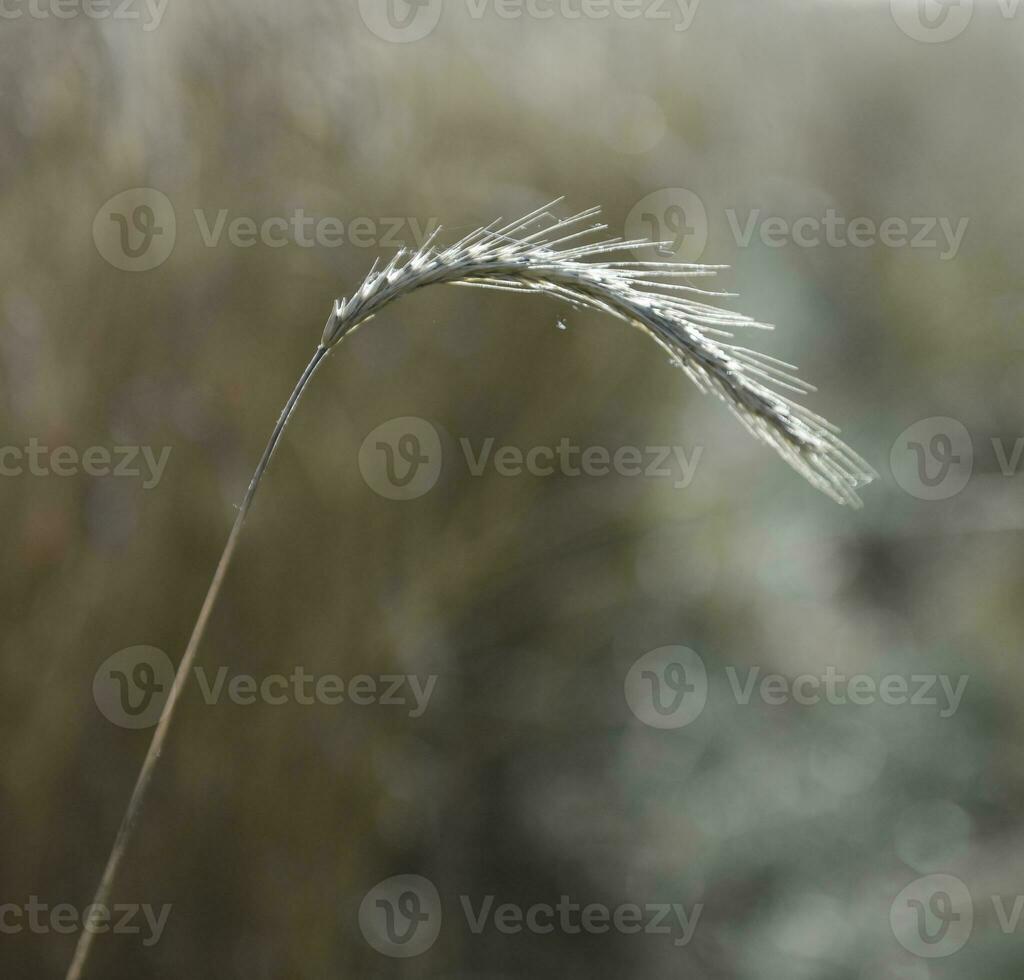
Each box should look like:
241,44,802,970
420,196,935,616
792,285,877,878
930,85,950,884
2,0,1024,976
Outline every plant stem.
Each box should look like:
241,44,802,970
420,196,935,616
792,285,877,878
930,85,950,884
65,344,330,980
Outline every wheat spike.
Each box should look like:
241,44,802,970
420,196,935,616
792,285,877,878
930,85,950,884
321,199,875,506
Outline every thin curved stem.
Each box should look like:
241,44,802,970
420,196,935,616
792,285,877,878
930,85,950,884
65,344,330,980
66,201,873,980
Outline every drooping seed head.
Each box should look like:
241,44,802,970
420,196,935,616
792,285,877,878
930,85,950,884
322,200,876,506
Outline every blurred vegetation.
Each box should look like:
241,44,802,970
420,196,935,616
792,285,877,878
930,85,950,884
2,0,1024,976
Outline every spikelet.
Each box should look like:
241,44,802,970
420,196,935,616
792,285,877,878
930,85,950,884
321,200,874,506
